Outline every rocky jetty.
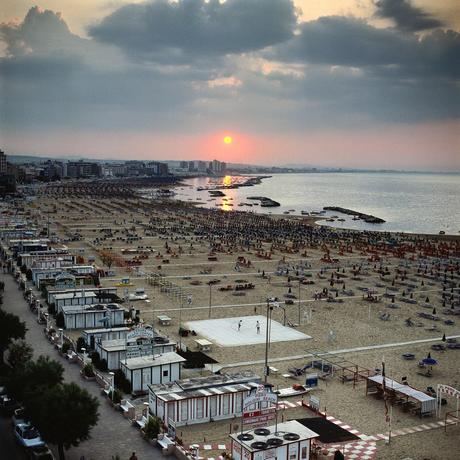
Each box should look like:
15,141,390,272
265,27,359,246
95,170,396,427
208,190,226,197
247,196,281,207
323,206,385,224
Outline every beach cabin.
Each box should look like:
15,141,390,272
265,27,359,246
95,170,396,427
96,326,175,370
18,248,74,269
10,239,49,257
53,291,98,313
47,286,118,312
120,352,186,394
32,268,65,288
61,303,125,330
82,327,131,350
33,267,96,289
230,420,319,460
54,273,77,290
148,372,261,430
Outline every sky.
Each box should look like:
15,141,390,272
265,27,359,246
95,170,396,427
0,0,459,170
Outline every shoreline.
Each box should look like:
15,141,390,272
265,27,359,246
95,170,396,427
164,173,460,237
165,196,460,240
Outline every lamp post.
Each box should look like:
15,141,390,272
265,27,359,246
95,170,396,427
298,279,301,325
109,371,115,402
179,296,183,350
81,347,87,364
264,300,274,384
208,283,212,318
44,313,50,331
59,328,64,348
143,401,150,420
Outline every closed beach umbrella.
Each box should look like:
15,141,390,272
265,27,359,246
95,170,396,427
432,307,437,315
442,333,446,342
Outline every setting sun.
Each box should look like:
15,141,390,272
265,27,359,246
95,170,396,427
223,136,233,144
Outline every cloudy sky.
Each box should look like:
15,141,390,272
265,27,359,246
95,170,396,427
1,0,459,170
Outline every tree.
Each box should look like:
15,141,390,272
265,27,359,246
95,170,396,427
7,340,33,368
6,355,64,402
0,310,26,366
28,382,99,460
143,416,161,440
100,250,115,269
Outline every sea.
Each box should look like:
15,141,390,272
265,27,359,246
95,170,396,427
168,172,460,236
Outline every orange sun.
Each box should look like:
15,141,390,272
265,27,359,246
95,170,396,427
223,136,233,144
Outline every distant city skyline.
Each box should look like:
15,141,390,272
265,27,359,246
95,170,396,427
1,1,459,170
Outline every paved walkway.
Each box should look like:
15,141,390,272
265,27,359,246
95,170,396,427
1,273,163,460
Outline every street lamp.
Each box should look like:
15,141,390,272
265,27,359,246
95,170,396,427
298,279,302,324
143,401,150,419
264,300,274,384
208,284,212,318
109,371,115,402
58,328,64,347
179,296,183,350
81,347,89,365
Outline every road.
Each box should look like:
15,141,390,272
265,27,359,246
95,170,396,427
1,272,163,460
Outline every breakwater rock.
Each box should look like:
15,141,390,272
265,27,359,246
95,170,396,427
247,196,281,207
323,206,385,224
208,190,226,197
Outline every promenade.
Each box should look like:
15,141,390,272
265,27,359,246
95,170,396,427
1,272,164,460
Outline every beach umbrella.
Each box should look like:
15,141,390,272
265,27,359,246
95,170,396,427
422,356,438,366
432,308,437,315
442,333,446,342
425,296,429,303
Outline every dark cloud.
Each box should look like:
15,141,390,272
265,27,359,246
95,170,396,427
1,5,459,138
89,0,297,61
374,0,443,32
274,16,413,67
271,16,460,80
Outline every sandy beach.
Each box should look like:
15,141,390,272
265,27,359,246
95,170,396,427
30,188,460,459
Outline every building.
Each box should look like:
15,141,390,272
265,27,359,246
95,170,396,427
52,291,99,312
96,326,175,370
230,420,319,460
187,160,208,173
61,303,125,330
46,286,118,309
82,326,131,349
41,160,66,180
67,161,102,178
148,371,261,431
106,164,128,177
209,160,227,174
121,352,186,394
146,162,169,176
0,150,7,174
0,174,17,195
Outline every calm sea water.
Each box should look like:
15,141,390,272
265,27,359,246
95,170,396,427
172,173,460,235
